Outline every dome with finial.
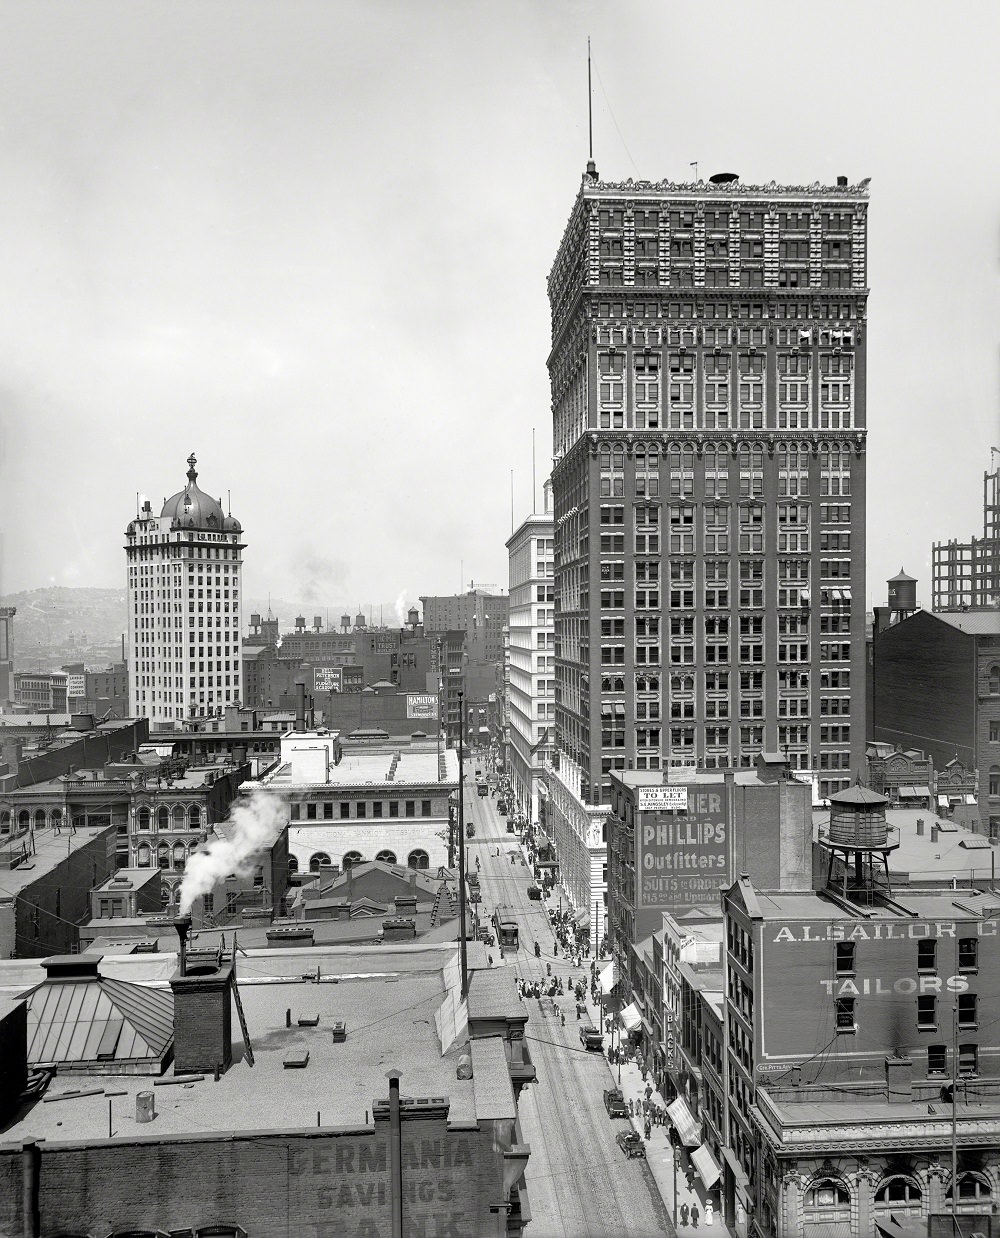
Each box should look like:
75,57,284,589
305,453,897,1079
160,453,228,530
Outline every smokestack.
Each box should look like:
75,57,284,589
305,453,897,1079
295,680,306,732
174,915,192,977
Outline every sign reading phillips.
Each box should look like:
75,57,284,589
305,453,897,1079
637,785,731,910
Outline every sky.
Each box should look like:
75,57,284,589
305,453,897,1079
0,0,997,615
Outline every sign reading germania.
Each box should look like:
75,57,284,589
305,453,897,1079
636,785,731,914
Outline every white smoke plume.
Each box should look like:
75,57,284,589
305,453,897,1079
394,589,408,627
178,788,286,915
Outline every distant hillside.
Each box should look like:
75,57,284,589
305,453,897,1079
0,587,420,670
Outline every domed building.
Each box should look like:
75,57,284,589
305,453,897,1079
126,453,245,725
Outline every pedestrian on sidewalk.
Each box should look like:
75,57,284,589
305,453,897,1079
690,1203,699,1228
705,1201,714,1226
644,1118,651,1141
679,1203,689,1227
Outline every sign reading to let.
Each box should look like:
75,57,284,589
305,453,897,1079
636,785,730,913
637,786,688,812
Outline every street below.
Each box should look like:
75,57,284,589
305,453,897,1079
462,760,674,1237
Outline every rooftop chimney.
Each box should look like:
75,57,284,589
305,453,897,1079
174,914,192,978
295,680,307,732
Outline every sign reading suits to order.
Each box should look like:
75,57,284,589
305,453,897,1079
636,785,731,913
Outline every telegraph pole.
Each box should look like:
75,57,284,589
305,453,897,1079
457,690,469,999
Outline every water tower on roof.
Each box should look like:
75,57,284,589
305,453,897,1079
887,568,918,620
340,613,351,633
819,783,897,905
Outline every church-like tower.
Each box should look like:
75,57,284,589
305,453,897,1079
126,454,245,725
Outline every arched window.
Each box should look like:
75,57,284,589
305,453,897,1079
189,805,201,828
342,851,364,871
173,842,187,872
18,810,30,830
160,885,171,907
0,809,9,834
157,806,170,830
946,1172,992,1206
309,852,331,874
375,850,397,865
804,1178,850,1222
874,1176,922,1214
407,849,429,870
989,664,1000,695
158,845,170,870
137,844,151,868
287,854,299,874
137,806,151,830
172,804,186,825
34,809,46,830
50,808,61,830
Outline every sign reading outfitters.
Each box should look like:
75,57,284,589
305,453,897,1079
635,783,731,925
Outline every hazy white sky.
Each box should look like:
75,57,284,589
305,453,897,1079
0,0,997,612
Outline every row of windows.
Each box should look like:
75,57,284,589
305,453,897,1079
290,799,435,820
835,938,979,974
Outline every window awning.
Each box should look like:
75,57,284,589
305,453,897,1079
912,784,930,796
666,1096,700,1146
898,785,917,797
620,1001,642,1032
966,794,977,805
573,908,590,928
938,794,950,807
691,1143,722,1188
599,962,617,994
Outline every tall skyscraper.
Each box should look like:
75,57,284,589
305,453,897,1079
505,481,555,824
126,454,244,724
547,167,869,816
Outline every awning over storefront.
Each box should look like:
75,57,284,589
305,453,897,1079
802,1225,851,1238
966,794,977,805
721,1145,750,1191
620,1002,642,1032
535,860,558,869
938,794,950,807
666,1097,700,1147
691,1144,722,1189
599,962,617,994
573,908,590,929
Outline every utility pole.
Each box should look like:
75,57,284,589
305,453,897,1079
457,690,468,1000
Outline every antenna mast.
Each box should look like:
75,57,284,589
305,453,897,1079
587,38,593,161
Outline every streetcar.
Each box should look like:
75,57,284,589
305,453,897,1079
492,908,519,950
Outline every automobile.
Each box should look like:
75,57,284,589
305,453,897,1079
526,885,542,901
616,1130,646,1159
603,1087,629,1118
476,927,495,946
475,768,483,778
477,783,488,797
468,871,480,888
469,890,481,904
506,821,515,833
497,799,508,815
579,1026,604,1051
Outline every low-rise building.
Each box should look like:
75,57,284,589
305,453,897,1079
0,939,532,1235
255,726,458,876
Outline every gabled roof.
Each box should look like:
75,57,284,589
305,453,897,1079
25,958,174,1069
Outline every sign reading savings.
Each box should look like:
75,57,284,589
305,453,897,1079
636,785,731,910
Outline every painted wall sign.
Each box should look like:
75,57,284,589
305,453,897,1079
772,920,999,943
637,786,688,812
636,784,730,912
406,694,438,720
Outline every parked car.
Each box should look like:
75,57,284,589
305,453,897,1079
603,1087,628,1118
580,1026,604,1051
526,885,542,901
616,1130,646,1159
476,927,495,946
497,799,508,815
477,783,488,797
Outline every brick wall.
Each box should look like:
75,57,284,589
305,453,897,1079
0,1116,507,1237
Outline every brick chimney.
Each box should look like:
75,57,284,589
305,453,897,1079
169,916,234,1075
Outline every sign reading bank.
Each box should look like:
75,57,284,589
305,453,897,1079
635,784,731,927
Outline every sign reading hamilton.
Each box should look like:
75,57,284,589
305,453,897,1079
637,785,731,911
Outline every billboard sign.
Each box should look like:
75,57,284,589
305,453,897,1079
66,674,86,700
637,786,688,812
313,667,342,693
636,784,730,920
406,693,438,720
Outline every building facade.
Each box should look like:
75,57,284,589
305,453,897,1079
547,168,869,831
873,608,1000,836
126,453,245,725
505,487,556,826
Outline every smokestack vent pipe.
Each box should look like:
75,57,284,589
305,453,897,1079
174,915,192,977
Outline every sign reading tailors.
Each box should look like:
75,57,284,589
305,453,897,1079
636,784,731,916
406,693,438,720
